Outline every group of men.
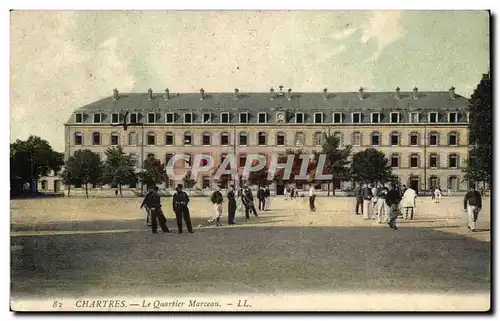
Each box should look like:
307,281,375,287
354,182,484,232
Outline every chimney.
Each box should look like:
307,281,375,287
147,88,153,100
413,87,419,99
323,87,328,100
395,86,400,100
449,86,456,99
112,88,119,100
234,88,239,100
163,88,170,100
358,87,364,100
287,88,292,100
200,88,205,100
269,87,275,100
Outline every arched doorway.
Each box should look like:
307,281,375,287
54,180,62,193
41,180,48,191
409,175,420,194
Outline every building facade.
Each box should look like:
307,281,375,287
64,86,469,193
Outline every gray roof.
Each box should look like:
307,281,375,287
66,90,469,124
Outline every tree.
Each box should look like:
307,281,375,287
101,147,137,197
137,155,165,190
320,134,352,196
465,72,492,186
10,135,64,196
248,167,271,186
64,149,103,198
350,148,395,185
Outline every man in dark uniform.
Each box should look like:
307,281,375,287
140,186,169,234
242,184,258,219
172,184,193,233
264,186,271,211
386,184,402,230
464,183,483,232
257,185,266,211
227,185,237,225
140,187,154,226
354,184,363,215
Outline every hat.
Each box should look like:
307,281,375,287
176,184,183,189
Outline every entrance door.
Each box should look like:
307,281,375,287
54,180,61,193
410,177,419,194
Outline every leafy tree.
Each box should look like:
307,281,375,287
350,148,395,185
320,134,352,196
248,167,271,186
10,135,64,195
64,149,103,198
59,167,80,197
101,147,137,197
137,155,165,190
465,72,492,186
183,170,197,189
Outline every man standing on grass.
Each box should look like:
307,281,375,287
401,185,417,220
376,185,389,224
172,184,194,233
209,185,224,227
464,183,483,232
354,183,363,215
362,183,373,220
141,186,169,234
309,183,316,212
227,185,237,225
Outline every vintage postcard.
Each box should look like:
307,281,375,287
10,10,491,312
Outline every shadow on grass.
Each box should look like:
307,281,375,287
11,218,491,300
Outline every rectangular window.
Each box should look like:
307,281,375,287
165,133,174,146
371,113,380,123
93,113,101,123
74,133,83,145
165,113,174,123
409,112,419,123
391,155,399,168
429,133,438,146
147,135,156,146
410,155,419,168
448,112,458,123
449,155,458,168
390,133,399,146
239,155,247,167
295,133,304,146
449,134,457,146
314,133,323,146
111,113,119,123
258,113,267,123
410,134,418,146
277,133,285,146
221,112,229,123
221,133,229,146
429,112,438,123
184,134,192,146
314,113,323,124
202,113,211,123
203,134,211,146
333,132,342,146
92,133,101,145
130,113,138,124
239,113,248,123
147,113,155,123
429,155,438,168
239,133,248,146
184,113,193,123
390,112,400,123
258,132,266,146
128,132,137,145
371,134,380,146
111,134,119,146
75,113,83,123
352,113,361,123
333,113,342,123
352,132,361,146
295,113,304,123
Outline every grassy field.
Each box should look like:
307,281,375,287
10,196,491,311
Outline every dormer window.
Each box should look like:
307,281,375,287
295,112,304,124
111,113,119,124
258,112,267,124
352,112,362,124
220,112,230,123
409,112,419,123
147,113,156,124
129,113,138,124
239,112,248,123
390,112,400,123
314,112,323,124
75,113,83,123
184,113,193,124
202,113,211,123
333,113,342,124
93,113,101,124
448,112,458,123
428,112,438,123
165,112,174,123
371,113,380,123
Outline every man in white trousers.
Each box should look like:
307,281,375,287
371,183,379,219
361,183,373,220
376,185,389,224
464,183,482,232
209,185,224,227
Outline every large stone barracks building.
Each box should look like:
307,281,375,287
63,86,469,193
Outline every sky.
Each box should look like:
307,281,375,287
10,10,490,152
